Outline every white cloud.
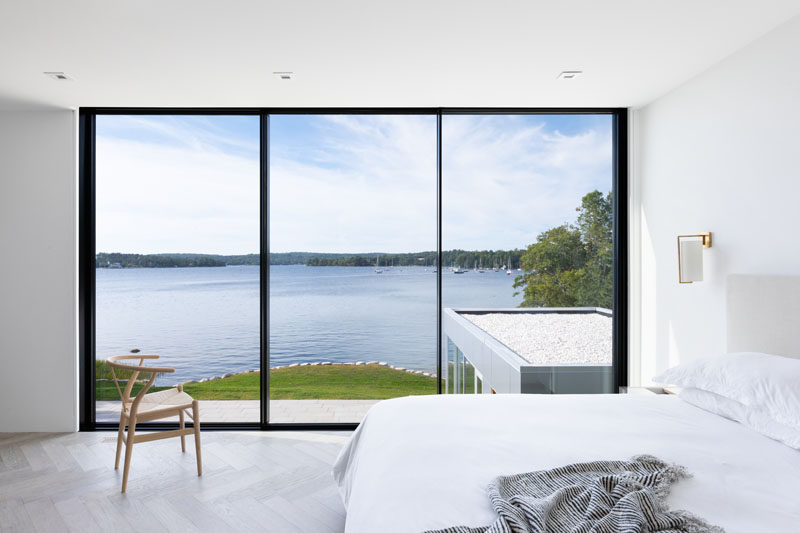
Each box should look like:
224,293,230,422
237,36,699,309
96,114,612,255
442,115,612,250
96,136,260,255
270,115,437,253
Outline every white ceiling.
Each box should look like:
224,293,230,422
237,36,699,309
1,0,798,110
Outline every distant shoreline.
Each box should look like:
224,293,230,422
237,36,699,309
96,249,526,270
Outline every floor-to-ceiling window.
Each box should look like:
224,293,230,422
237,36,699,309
442,114,616,395
94,114,261,423
268,114,438,423
82,109,625,428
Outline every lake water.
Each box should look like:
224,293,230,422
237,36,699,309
96,265,522,383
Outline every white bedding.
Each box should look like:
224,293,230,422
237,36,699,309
333,394,800,532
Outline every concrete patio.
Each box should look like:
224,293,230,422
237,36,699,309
97,399,380,424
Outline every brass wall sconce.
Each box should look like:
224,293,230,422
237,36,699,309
678,232,712,284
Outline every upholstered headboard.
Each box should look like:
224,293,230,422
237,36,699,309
727,274,800,359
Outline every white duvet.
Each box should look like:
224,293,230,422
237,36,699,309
333,394,800,532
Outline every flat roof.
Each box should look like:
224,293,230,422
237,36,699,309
464,311,612,366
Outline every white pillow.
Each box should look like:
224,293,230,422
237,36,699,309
653,352,800,429
678,387,800,450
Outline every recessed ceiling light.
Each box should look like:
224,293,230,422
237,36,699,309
557,70,583,80
273,72,294,80
44,71,73,81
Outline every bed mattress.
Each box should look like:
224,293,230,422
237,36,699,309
333,394,800,532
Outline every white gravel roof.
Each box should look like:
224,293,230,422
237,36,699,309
464,312,612,366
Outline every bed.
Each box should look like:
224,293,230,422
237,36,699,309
332,275,800,532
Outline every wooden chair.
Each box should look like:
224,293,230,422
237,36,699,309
106,354,202,493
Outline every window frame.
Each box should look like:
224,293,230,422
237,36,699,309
79,107,627,431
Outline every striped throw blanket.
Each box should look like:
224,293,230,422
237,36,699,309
428,455,723,533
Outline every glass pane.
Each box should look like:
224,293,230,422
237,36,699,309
463,359,477,394
442,114,614,394
269,115,437,423
445,338,456,394
95,115,260,423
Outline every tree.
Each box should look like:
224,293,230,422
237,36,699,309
513,190,613,308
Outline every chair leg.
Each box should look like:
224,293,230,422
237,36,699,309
121,415,136,493
179,409,186,452
115,415,125,469
192,400,202,476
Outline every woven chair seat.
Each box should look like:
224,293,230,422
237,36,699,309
124,388,194,414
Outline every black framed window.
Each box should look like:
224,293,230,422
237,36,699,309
92,114,261,424
79,108,627,431
441,113,621,395
267,113,438,424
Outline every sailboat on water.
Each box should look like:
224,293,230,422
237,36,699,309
375,255,383,274
506,255,513,275
452,261,468,274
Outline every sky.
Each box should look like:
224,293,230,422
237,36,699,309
96,113,612,255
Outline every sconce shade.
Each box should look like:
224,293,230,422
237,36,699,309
679,239,704,282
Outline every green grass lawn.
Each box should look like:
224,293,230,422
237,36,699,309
95,363,438,401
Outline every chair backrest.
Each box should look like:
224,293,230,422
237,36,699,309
106,355,175,415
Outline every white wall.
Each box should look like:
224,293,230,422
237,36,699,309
0,109,77,431
631,15,800,385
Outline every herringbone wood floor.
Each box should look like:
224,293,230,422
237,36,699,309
0,430,351,532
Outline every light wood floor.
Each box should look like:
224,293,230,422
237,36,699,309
96,399,379,423
0,430,352,532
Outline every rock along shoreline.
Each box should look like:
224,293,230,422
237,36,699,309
180,361,436,386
